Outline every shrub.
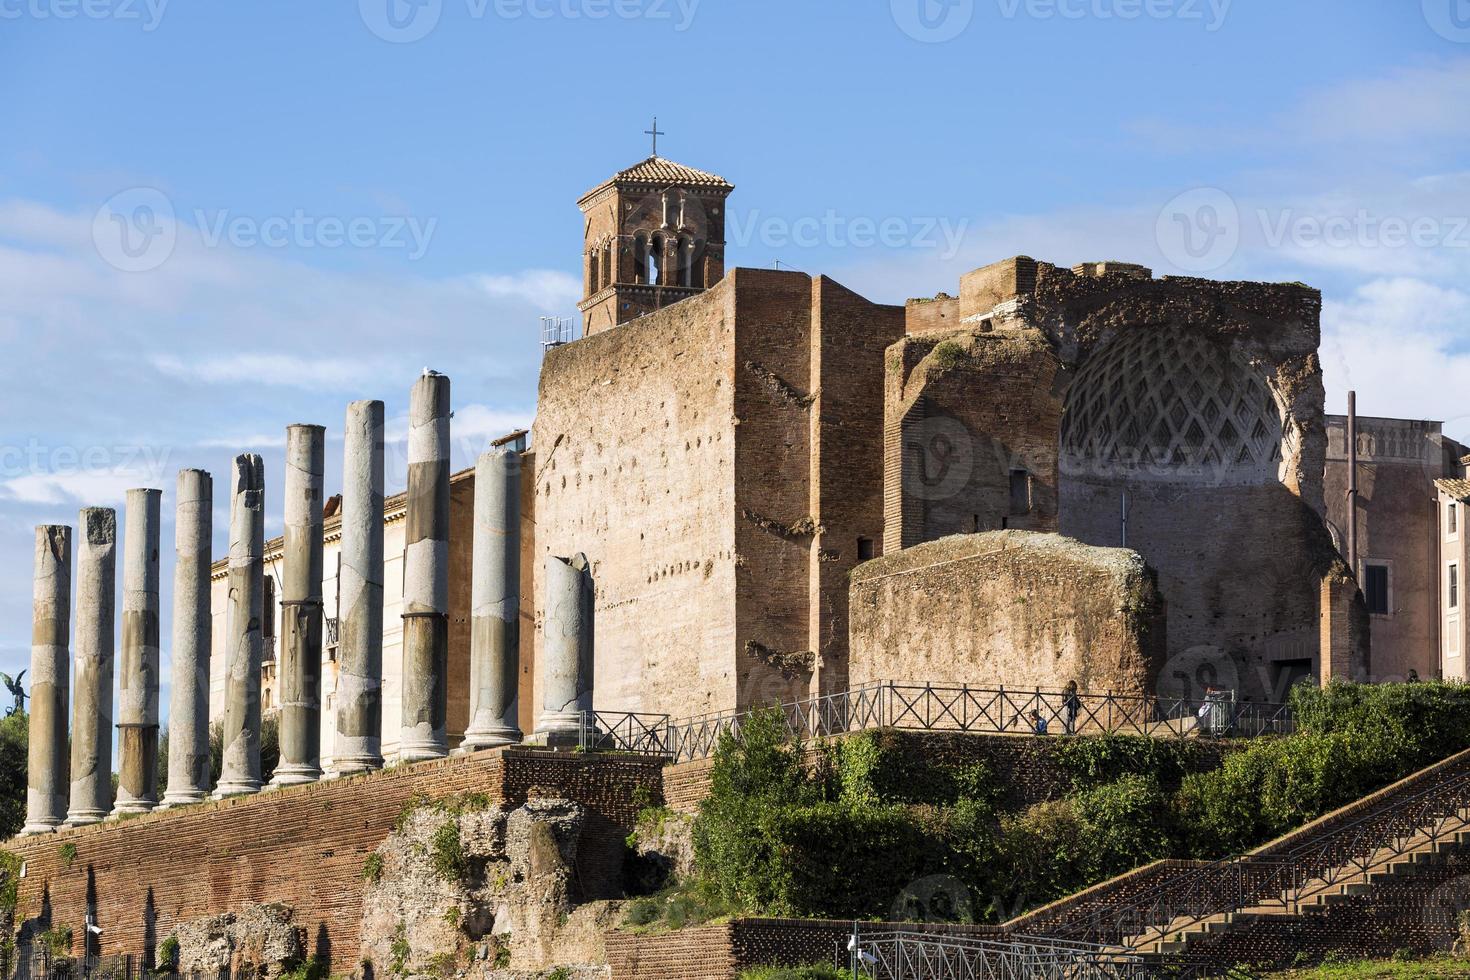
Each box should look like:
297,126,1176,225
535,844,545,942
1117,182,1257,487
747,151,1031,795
1072,774,1175,879
740,966,857,980
362,851,384,883
1052,733,1203,792
827,731,996,808
1173,730,1399,857
1292,680,1470,771
157,935,179,972
622,897,661,928
430,821,468,881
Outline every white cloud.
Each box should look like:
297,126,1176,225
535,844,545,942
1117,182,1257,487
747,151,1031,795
150,352,388,390
1321,277,1470,437
472,269,582,310
1,466,168,506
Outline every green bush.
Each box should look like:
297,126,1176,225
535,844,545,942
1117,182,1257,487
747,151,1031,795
157,935,180,972
1052,734,1203,792
430,821,468,881
1174,730,1399,857
826,731,996,808
1292,680,1470,770
691,683,1470,925
739,966,857,980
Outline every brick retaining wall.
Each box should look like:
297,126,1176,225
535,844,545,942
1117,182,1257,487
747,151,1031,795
3,748,662,973
606,918,1011,979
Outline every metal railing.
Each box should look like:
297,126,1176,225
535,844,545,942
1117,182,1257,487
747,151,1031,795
577,710,672,754
585,682,1294,764
842,930,1154,980
1045,756,1470,949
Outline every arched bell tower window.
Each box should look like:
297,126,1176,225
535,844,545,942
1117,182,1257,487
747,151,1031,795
587,250,600,295
633,233,650,285
602,240,614,289
650,232,666,286
678,235,696,287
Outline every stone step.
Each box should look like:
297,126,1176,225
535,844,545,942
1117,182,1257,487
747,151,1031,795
1121,809,1470,952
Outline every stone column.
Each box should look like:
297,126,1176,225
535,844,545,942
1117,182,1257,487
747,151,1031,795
401,371,450,762
461,448,523,751
534,553,594,745
161,469,212,808
113,487,161,815
23,525,71,835
271,424,325,786
216,454,265,798
66,508,115,825
333,400,385,775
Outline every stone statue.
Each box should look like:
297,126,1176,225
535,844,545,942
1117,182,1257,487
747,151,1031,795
1,670,25,716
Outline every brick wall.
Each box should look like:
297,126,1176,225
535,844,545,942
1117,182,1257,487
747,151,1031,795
883,329,1065,545
605,918,1012,980
3,749,661,973
534,268,901,720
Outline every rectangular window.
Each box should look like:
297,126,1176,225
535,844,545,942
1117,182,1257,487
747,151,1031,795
1452,503,1459,536
1009,470,1032,516
857,537,875,561
1450,618,1461,657
1364,564,1390,616
1452,564,1460,611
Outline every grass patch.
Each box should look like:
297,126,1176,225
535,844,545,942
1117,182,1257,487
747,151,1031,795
1264,955,1470,977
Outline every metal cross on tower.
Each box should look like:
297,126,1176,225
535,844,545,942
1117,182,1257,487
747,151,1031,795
645,117,665,156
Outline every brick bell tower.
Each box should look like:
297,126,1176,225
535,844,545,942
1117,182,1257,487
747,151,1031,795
576,140,733,336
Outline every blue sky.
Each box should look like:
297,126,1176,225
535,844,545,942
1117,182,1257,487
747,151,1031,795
1,1,1468,711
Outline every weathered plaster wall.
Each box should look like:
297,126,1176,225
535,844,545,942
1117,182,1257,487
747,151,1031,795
848,530,1165,696
1323,415,1454,683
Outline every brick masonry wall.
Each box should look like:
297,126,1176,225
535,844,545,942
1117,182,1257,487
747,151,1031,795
532,282,740,719
848,532,1167,698
3,749,662,973
884,328,1066,544
806,277,906,696
605,918,1012,979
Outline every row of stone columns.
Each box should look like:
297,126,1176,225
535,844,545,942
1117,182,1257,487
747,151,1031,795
22,369,596,834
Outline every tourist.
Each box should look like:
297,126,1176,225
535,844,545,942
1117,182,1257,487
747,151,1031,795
1063,680,1081,735
1030,709,1049,735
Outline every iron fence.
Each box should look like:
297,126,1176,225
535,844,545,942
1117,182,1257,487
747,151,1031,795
841,930,1155,980
585,682,1294,764
577,710,671,754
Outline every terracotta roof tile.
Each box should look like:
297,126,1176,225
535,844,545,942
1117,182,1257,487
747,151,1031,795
581,156,733,200
1436,478,1470,501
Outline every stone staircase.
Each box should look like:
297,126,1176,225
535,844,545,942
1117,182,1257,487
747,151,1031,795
1127,807,1470,955
1009,747,1470,970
